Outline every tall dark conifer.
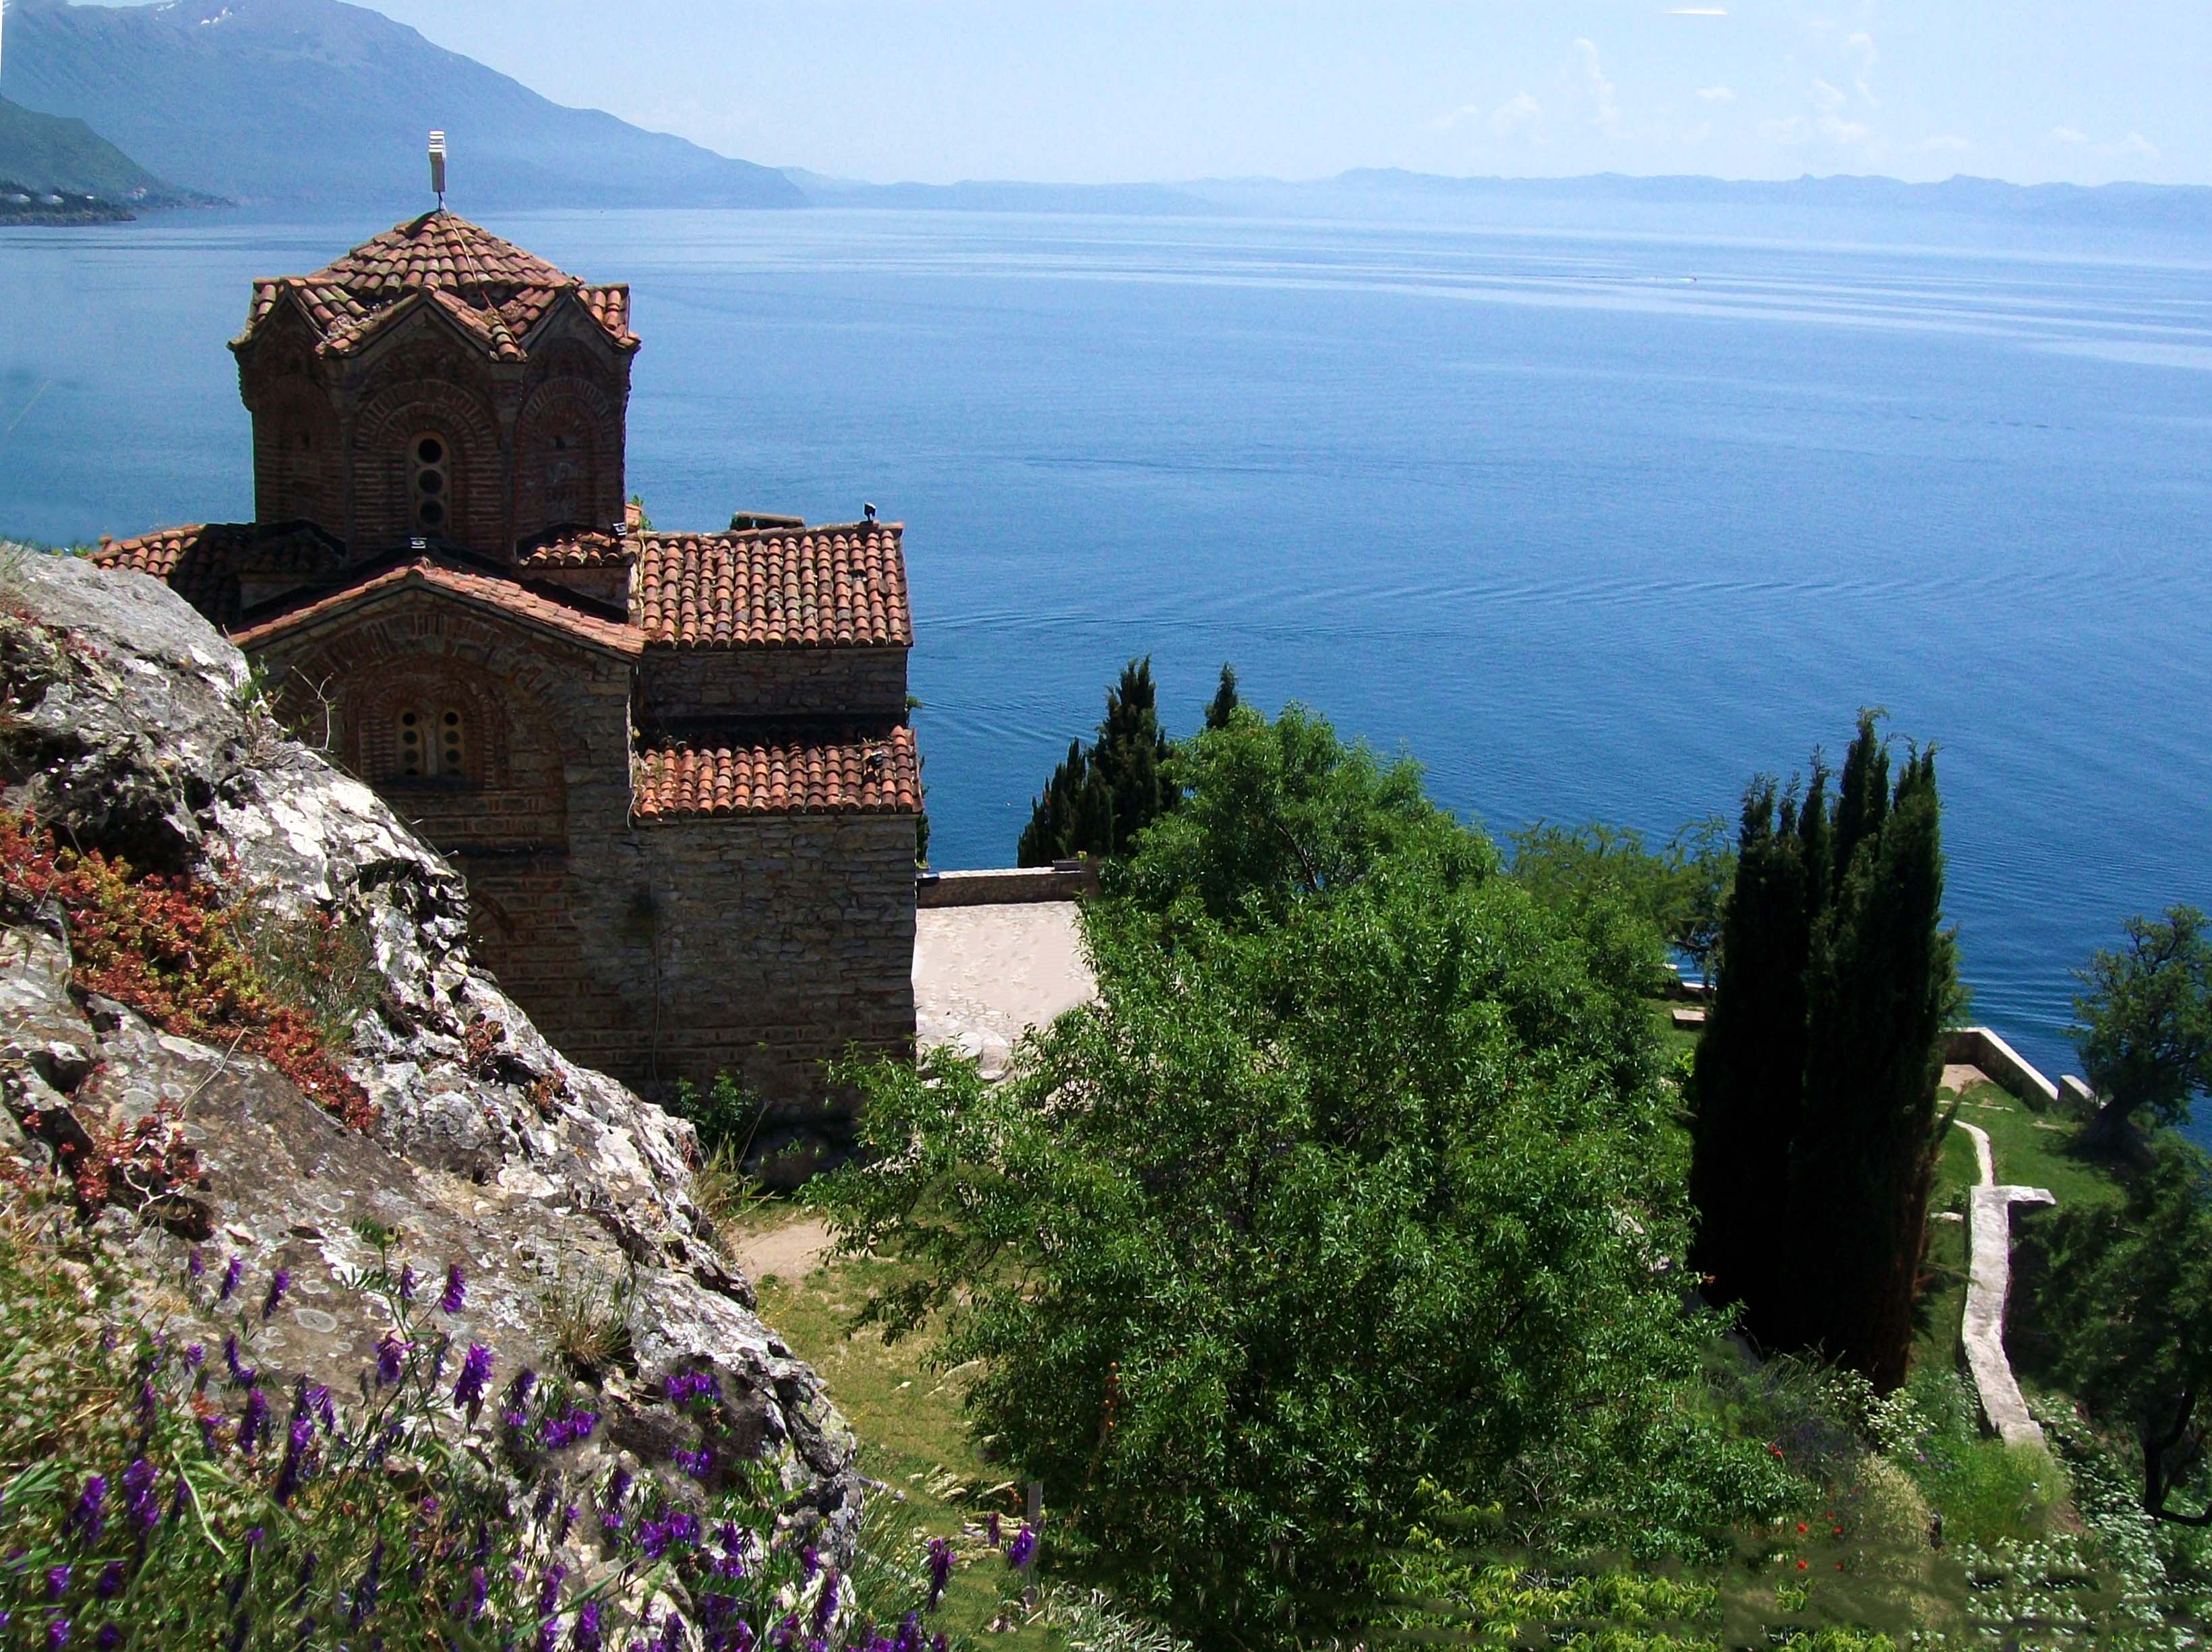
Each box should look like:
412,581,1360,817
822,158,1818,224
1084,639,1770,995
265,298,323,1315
1017,659,1180,865
1689,712,1956,1390
1205,664,1242,731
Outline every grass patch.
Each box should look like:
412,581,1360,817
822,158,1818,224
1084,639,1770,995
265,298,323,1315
756,1245,1069,1651
1947,1080,2127,1214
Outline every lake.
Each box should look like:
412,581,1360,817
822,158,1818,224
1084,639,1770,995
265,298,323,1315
3,205,2208,1123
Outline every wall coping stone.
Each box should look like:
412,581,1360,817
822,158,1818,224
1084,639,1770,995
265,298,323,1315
918,865,1099,908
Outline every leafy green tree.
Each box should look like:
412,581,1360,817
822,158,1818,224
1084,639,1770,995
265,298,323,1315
1017,658,1178,865
1203,662,1241,730
1690,714,1956,1390
2072,906,2212,1149
1509,816,1736,985
824,708,1712,1639
2025,1137,2212,1523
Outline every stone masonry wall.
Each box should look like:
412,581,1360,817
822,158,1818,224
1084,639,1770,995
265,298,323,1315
640,647,908,723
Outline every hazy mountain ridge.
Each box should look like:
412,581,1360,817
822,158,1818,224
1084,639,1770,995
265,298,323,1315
0,92,209,216
1,0,803,210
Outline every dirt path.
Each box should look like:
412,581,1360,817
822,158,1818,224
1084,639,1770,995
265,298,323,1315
731,1217,835,1284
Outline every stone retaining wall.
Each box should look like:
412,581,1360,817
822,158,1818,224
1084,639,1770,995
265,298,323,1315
1943,1026,2061,1108
918,863,1100,907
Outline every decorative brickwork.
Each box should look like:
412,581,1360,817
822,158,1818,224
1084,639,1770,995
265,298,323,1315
96,209,922,1113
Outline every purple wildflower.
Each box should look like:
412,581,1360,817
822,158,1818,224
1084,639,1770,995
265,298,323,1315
672,1446,711,1479
536,1564,567,1616
136,1380,158,1435
96,1630,119,1652
537,1620,560,1652
187,1248,205,1279
924,1537,953,1610
458,1566,487,1622
94,1564,122,1601
46,1618,67,1650
374,1331,409,1386
638,1511,699,1561
984,1514,1000,1550
533,1484,558,1523
799,1546,820,1586
556,1503,576,1544
218,1255,243,1303
572,1601,603,1652
222,1335,255,1388
504,1368,538,1411
306,1382,336,1433
46,1565,70,1599
398,1262,419,1305
122,1459,158,1534
452,1343,494,1413
66,1475,105,1543
167,1475,187,1524
349,1541,384,1624
263,1267,291,1319
438,1264,466,1315
183,1343,204,1371
241,1386,270,1455
812,1568,840,1634
893,1614,924,1652
196,1416,220,1455
274,1412,315,1504
599,1469,631,1536
663,1370,717,1403
1007,1524,1036,1570
932,1636,949,1652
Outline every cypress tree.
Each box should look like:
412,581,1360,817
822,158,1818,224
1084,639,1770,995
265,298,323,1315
1689,778,1814,1344
1205,664,1242,731
1016,659,1180,864
1689,713,1956,1389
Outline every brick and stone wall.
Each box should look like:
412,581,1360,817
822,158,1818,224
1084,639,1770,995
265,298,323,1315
639,647,908,723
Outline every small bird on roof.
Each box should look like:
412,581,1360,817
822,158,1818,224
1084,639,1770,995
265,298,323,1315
863,502,878,523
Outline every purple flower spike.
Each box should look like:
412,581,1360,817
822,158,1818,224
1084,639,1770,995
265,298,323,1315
122,1459,158,1533
46,1564,70,1600
241,1386,270,1455
94,1563,122,1600
1007,1523,1037,1570
572,1601,603,1652
374,1330,409,1386
187,1248,206,1280
46,1618,67,1650
398,1262,419,1305
924,1537,953,1610
274,1412,315,1504
438,1264,466,1315
812,1568,840,1634
460,1566,487,1622
96,1628,117,1652
672,1446,711,1479
218,1256,243,1303
307,1382,336,1433
452,1343,494,1413
263,1268,290,1319
183,1343,204,1371
504,1368,538,1411
66,1475,105,1543
536,1563,567,1616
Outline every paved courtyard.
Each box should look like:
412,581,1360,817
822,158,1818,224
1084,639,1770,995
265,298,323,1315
912,901,1096,1078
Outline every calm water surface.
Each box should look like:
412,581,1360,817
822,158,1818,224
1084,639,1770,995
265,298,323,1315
3,207,2208,1125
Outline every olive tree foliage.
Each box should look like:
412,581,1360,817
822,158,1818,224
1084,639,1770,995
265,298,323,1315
2025,1138,2212,1524
2072,905,2212,1148
1508,816,1735,986
820,707,1720,1636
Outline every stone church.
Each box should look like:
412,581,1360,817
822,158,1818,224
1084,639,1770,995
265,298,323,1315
96,209,922,1112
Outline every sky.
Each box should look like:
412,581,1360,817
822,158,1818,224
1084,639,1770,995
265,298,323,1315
119,1,2212,187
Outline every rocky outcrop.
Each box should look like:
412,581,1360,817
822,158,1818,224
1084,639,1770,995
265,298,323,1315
0,552,861,1545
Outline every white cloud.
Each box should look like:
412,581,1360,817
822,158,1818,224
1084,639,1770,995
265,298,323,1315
1430,103,1484,131
1913,133,1972,154
2052,125,2089,146
1812,77,1847,113
1565,38,1622,135
1760,115,1810,146
1491,92,1543,137
1845,32,1879,107
1819,115,1872,146
2112,131,2161,159
1696,84,1736,103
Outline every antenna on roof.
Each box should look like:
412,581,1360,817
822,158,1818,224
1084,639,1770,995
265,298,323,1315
428,131,448,208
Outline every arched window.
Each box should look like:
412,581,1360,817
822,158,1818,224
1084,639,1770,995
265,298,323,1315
410,434,450,534
395,706,468,779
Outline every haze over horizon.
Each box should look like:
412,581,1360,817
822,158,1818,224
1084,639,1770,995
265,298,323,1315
55,0,2200,192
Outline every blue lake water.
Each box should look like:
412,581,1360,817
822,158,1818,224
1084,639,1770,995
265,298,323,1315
3,206,2209,1133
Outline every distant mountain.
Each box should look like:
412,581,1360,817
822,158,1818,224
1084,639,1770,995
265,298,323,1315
785,170,1212,216
0,0,804,211
0,92,208,216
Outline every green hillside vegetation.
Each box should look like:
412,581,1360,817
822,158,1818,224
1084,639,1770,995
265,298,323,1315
0,94,198,210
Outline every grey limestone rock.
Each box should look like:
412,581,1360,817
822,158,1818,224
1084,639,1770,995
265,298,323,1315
0,551,862,1556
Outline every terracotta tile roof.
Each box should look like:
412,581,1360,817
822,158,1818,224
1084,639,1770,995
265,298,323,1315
634,522,910,648
517,528,634,570
229,559,642,657
633,726,920,820
91,522,345,628
237,211,637,362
